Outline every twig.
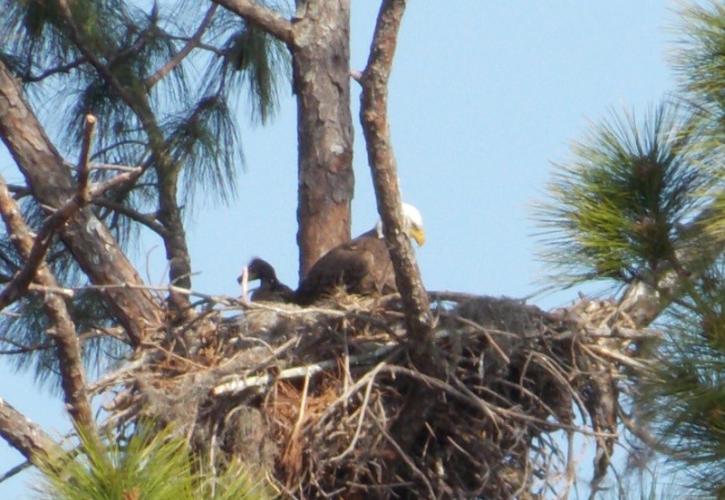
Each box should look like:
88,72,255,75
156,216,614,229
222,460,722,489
370,410,436,499
450,315,511,364
331,362,383,462
76,114,95,203
145,5,218,88
0,460,31,484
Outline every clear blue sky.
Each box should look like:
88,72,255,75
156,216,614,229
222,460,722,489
0,1,679,496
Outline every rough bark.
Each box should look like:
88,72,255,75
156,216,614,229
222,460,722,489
291,0,355,277
360,0,432,351
358,0,442,473
0,61,162,346
0,398,59,466
0,177,95,432
213,1,355,278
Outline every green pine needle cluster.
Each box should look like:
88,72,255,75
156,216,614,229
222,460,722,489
37,425,273,500
537,2,724,496
639,260,725,496
537,105,712,287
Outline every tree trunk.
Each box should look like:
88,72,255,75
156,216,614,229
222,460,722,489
292,0,354,277
0,62,162,345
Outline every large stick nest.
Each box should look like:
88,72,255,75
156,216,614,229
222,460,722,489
96,292,646,498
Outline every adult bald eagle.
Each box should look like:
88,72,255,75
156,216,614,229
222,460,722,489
239,258,294,302
295,203,425,304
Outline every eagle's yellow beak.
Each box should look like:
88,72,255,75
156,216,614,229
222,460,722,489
409,226,426,246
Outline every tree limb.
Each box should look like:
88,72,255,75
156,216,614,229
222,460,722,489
0,118,145,315
212,0,293,45
360,0,433,352
359,0,444,474
618,201,725,327
0,120,101,434
0,397,59,467
55,0,195,311
21,58,87,83
0,60,163,344
92,198,167,236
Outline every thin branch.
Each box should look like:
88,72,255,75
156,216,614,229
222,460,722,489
0,460,31,484
92,197,167,236
76,115,95,202
0,117,95,311
212,343,399,396
90,140,146,160
212,0,294,45
145,4,218,88
22,58,86,83
0,59,163,343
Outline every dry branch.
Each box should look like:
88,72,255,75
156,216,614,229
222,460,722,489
0,397,59,466
0,118,104,435
212,0,293,45
360,0,433,352
0,59,162,344
145,4,218,88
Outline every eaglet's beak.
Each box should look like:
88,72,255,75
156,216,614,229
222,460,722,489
409,226,426,246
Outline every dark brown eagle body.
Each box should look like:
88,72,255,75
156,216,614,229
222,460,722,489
241,204,424,306
294,203,425,305
294,229,397,304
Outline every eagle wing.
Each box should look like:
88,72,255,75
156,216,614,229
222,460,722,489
295,233,396,304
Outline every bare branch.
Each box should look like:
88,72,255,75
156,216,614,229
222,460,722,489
21,58,86,83
145,4,218,88
212,0,293,45
0,460,31,484
76,115,95,203
0,59,163,343
0,171,96,433
92,198,167,236
0,397,59,466
360,0,433,351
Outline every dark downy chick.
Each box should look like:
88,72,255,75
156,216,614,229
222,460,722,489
239,258,294,302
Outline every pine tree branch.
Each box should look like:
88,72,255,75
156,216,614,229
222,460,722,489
145,4,218,88
55,0,196,308
618,201,725,327
0,59,163,344
359,0,441,472
0,117,147,316
0,397,59,467
21,58,86,83
0,460,31,484
92,198,167,236
212,0,293,45
0,175,97,433
360,0,433,352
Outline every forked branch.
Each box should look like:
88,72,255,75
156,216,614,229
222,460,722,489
0,116,104,436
